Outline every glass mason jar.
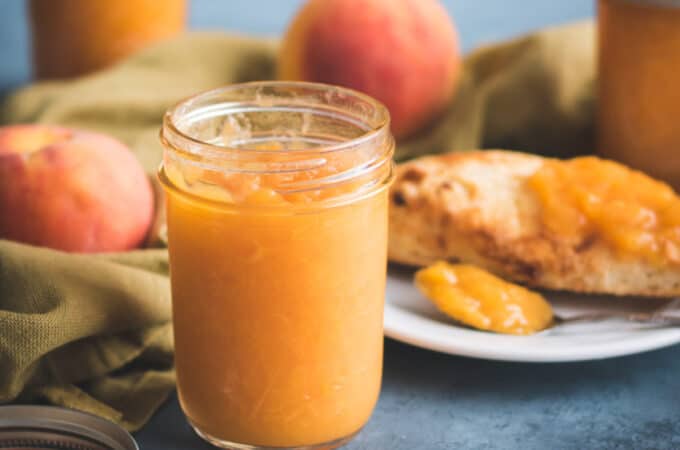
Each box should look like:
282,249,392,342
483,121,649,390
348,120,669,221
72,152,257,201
29,0,186,79
159,82,394,449
598,0,680,189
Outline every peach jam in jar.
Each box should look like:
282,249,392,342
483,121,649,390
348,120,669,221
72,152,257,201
598,0,680,189
159,82,394,449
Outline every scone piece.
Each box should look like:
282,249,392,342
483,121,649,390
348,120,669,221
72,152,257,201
388,150,680,297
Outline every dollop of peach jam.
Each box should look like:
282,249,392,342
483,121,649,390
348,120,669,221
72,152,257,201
415,262,553,335
528,156,680,265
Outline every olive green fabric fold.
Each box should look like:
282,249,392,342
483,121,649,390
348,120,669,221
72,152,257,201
0,240,172,430
0,22,595,431
398,20,595,160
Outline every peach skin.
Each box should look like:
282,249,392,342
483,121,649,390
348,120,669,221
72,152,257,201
0,125,154,252
278,0,462,139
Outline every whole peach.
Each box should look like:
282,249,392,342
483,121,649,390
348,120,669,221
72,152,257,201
0,125,153,252
278,0,462,139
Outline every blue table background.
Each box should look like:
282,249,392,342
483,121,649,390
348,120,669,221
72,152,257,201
2,1,680,449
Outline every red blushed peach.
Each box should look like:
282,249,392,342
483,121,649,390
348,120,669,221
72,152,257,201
278,0,462,139
0,125,153,252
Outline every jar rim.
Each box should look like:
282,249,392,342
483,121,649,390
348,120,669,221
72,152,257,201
158,81,395,211
161,80,391,157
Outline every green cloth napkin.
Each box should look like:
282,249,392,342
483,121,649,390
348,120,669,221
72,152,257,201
0,241,172,431
399,20,595,160
0,21,595,431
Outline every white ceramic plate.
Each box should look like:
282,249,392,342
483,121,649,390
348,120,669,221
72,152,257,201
384,266,680,362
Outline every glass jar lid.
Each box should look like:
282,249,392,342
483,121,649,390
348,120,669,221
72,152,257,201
0,406,138,450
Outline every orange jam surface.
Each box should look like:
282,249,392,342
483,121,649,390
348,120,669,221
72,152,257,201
528,156,680,266
164,149,389,447
415,262,553,336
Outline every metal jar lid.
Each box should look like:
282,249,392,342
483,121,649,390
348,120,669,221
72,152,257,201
0,406,138,450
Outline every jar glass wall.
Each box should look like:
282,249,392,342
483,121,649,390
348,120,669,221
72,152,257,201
598,0,680,189
29,0,186,79
159,82,394,449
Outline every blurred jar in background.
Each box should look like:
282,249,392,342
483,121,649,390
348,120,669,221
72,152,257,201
29,0,186,79
598,0,680,189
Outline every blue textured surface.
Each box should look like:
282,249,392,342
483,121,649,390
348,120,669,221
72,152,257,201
5,1,679,449
135,340,680,450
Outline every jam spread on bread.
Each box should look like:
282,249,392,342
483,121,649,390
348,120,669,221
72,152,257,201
528,156,680,266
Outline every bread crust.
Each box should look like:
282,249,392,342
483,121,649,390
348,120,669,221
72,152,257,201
388,150,680,297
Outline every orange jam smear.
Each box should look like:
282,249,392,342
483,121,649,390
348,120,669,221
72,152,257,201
528,156,680,266
415,262,553,336
163,149,389,447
